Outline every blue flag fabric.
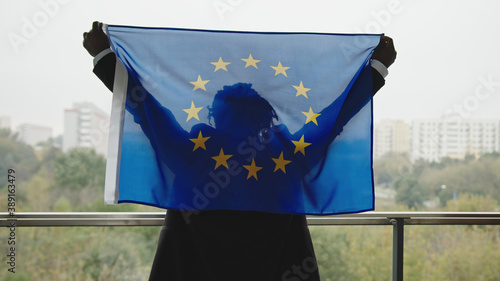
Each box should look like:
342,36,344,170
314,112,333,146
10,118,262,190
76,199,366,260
104,25,380,215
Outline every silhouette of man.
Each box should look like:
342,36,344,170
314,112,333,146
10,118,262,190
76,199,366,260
83,21,396,281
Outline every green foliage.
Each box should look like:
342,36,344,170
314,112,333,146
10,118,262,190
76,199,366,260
373,152,413,187
419,153,500,203
444,193,499,212
0,128,40,183
2,271,34,281
23,167,53,211
394,176,425,209
48,148,108,210
54,148,106,189
404,225,500,280
53,196,72,212
2,126,500,280
310,227,350,280
311,226,393,281
0,226,159,281
373,151,500,211
79,228,154,281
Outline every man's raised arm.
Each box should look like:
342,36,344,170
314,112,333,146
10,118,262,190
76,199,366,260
83,21,115,91
332,35,397,137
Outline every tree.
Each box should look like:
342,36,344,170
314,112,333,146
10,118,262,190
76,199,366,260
53,148,106,189
419,153,500,203
394,176,425,209
443,193,499,212
0,128,40,183
373,152,413,187
52,148,107,209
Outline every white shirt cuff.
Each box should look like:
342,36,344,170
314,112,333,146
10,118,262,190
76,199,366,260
370,59,389,78
93,48,113,67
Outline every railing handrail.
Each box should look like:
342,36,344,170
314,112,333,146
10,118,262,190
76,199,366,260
1,211,500,227
3,211,499,281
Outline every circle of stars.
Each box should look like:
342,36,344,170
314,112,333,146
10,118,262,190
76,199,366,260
183,52,321,180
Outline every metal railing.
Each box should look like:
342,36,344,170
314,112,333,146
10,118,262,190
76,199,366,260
2,212,500,281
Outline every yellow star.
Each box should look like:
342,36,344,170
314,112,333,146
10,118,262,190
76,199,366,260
210,57,231,72
189,75,210,91
243,159,263,180
292,81,311,98
211,148,233,170
270,61,290,77
291,135,311,155
271,152,292,174
302,107,321,126
189,131,211,151
183,101,203,122
241,54,261,69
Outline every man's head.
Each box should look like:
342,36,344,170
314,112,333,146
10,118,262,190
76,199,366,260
208,83,277,133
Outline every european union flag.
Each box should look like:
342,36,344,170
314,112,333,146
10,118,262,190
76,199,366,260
104,25,381,215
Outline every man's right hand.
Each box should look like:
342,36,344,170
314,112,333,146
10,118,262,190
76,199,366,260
83,21,110,57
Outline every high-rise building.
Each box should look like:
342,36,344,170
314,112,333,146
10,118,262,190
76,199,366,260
411,116,500,162
17,123,53,147
373,119,411,159
63,102,109,155
0,115,11,130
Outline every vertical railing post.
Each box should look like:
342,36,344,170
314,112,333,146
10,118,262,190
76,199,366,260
391,218,404,281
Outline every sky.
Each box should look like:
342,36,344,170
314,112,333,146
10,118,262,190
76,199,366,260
1,0,500,136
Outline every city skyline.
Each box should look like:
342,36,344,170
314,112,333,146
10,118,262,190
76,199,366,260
1,101,109,153
374,116,500,162
5,103,500,163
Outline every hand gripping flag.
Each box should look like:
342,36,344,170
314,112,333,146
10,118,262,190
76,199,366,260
104,25,381,215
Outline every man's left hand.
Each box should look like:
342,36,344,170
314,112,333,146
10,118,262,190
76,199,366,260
83,21,110,57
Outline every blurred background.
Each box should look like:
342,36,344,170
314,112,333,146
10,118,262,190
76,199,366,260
1,1,500,280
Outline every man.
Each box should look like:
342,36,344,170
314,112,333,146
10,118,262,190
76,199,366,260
83,21,396,281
